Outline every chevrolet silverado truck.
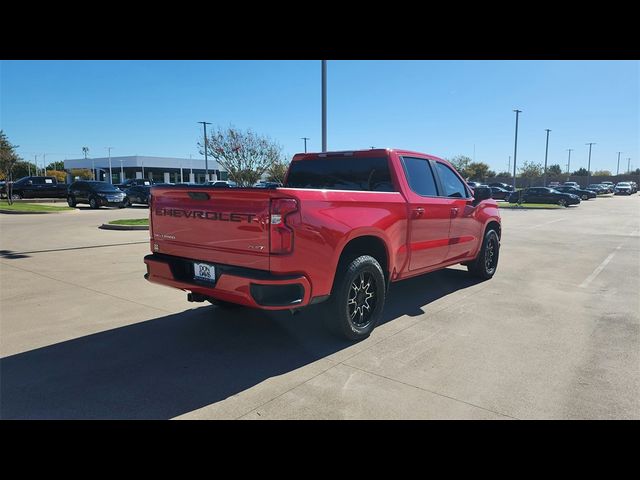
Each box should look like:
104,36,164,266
144,149,501,340
0,176,68,199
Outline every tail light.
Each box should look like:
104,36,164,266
270,198,298,254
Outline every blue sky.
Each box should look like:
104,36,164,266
1,60,638,174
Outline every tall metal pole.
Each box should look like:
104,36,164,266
616,151,621,176
321,60,327,152
543,129,551,187
508,155,510,174
512,109,522,190
567,148,573,176
34,155,38,175
628,157,631,174
107,147,113,183
198,121,212,182
586,143,595,187
141,160,145,179
301,137,310,153
120,159,124,182
43,153,47,176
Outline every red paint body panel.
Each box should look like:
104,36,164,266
144,148,501,309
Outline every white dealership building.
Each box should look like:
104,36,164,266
63,156,227,184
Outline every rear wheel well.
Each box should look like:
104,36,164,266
335,236,389,290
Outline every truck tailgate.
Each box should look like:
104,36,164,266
150,186,274,270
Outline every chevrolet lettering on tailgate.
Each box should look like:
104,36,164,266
155,208,256,223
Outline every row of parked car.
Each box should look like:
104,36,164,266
465,180,638,207
66,178,284,209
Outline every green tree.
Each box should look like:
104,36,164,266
448,155,472,177
518,161,544,178
9,161,38,180
47,161,66,171
495,171,511,178
0,131,22,204
200,126,284,187
465,161,492,181
593,169,612,176
547,164,562,176
572,167,589,176
266,159,289,184
486,170,496,178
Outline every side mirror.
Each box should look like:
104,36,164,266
27,180,33,185
473,186,492,204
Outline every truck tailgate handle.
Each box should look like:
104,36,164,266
450,207,459,217
413,207,425,216
188,192,210,200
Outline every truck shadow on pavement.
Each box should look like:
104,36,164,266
0,268,482,419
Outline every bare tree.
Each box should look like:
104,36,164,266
199,126,284,187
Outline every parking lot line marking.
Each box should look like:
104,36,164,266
579,245,623,288
527,218,564,229
5,241,148,256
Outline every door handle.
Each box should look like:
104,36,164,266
413,207,425,216
450,207,459,218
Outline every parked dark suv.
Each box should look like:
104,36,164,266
67,181,127,209
122,185,151,206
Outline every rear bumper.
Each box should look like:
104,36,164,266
143,253,312,310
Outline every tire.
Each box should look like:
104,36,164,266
89,197,98,209
122,198,131,208
324,255,386,341
67,196,76,207
581,194,588,200
558,199,567,207
11,192,22,200
467,229,500,280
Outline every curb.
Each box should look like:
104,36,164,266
0,208,77,215
99,223,149,230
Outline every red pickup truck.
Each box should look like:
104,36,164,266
144,149,501,340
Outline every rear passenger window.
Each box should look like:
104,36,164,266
401,157,438,196
435,162,469,198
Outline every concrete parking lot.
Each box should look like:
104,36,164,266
1,197,638,419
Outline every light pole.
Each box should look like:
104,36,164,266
321,60,327,152
180,160,183,183
141,159,145,180
508,155,511,174
543,129,551,187
43,153,47,176
628,157,631,174
106,147,113,183
82,147,92,179
512,109,522,191
586,142,596,186
198,121,212,182
119,158,124,182
566,148,573,176
301,137,310,153
616,151,621,176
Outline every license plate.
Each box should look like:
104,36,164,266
193,262,216,283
